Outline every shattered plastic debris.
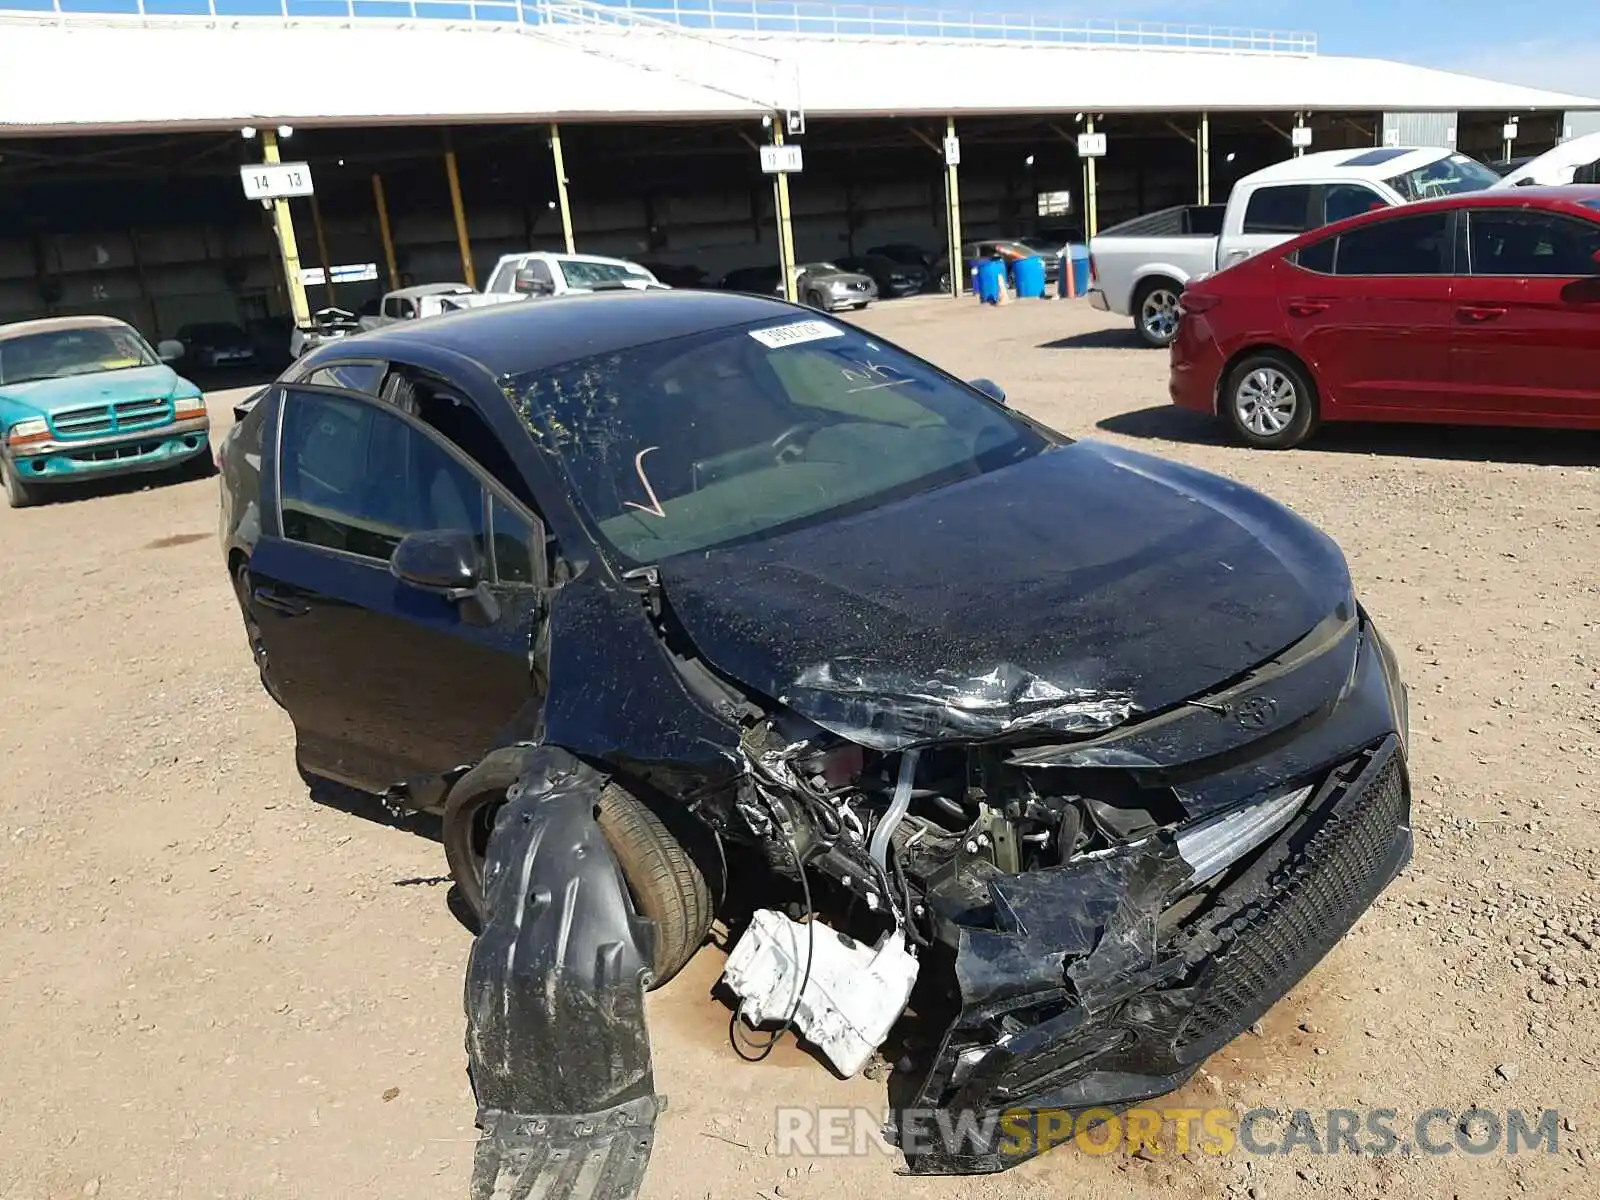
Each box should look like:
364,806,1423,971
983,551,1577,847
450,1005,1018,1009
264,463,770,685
785,658,1136,750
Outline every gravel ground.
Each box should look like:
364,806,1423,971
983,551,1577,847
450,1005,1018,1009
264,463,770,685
0,296,1596,1200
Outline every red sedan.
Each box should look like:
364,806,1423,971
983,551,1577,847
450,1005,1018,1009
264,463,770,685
1170,186,1600,449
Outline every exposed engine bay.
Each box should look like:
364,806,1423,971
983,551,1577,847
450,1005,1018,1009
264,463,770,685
734,710,1284,948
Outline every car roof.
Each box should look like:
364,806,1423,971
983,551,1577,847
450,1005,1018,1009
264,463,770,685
348,288,804,377
390,282,474,299
0,314,132,342
1239,146,1458,187
500,251,647,269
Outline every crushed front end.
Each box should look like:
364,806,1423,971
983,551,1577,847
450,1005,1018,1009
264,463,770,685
721,601,1411,1174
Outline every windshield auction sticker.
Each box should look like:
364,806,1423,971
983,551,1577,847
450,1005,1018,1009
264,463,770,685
748,320,845,349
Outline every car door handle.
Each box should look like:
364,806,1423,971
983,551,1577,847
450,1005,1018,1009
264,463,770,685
252,587,310,617
1286,299,1331,317
1457,305,1507,322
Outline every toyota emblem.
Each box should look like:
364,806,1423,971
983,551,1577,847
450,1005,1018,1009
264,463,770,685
1233,696,1278,730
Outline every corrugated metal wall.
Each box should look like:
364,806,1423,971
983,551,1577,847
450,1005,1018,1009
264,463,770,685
1562,110,1600,141
1382,112,1459,148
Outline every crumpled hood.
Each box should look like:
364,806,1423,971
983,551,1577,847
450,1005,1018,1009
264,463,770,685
0,364,185,413
657,440,1351,750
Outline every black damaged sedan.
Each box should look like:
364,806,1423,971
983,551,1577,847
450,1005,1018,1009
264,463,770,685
218,290,1410,1192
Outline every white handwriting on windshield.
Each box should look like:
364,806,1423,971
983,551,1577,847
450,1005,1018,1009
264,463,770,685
841,360,912,393
624,445,668,518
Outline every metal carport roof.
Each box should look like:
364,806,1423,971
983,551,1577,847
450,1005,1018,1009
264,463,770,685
0,11,1594,135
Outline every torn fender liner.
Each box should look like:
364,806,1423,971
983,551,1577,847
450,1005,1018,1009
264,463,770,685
463,748,663,1200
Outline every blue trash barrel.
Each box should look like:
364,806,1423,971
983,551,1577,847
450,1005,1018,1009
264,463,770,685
975,258,1007,305
1069,244,1091,296
1012,254,1046,299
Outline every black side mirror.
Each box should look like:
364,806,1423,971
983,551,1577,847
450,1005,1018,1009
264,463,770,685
969,377,1007,406
392,530,482,595
392,530,501,624
513,267,554,296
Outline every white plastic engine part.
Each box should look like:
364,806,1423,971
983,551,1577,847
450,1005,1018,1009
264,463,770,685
721,908,919,1078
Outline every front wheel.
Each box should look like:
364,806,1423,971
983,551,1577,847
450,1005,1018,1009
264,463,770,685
1,456,40,509
443,764,712,988
1223,353,1319,450
1133,278,1183,349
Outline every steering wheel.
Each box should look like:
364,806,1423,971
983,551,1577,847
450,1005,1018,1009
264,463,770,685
770,422,816,463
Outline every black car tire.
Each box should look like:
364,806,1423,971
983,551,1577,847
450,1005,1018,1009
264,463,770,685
1222,352,1320,451
1,455,40,509
804,289,825,309
443,760,712,987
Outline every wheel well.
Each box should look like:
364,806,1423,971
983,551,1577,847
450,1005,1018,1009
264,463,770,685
1215,344,1316,415
227,548,247,579
1131,274,1183,311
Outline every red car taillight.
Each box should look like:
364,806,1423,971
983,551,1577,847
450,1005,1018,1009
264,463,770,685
1178,291,1220,316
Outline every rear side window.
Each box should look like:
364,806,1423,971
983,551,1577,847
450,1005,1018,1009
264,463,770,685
1467,210,1600,276
1332,213,1451,276
303,361,384,394
1294,236,1337,275
1323,184,1388,225
1242,185,1314,235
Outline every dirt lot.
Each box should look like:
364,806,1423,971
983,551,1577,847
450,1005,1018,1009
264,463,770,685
1,296,1597,1200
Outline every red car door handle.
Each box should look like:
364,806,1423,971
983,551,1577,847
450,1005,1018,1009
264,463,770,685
1458,305,1507,322
1286,300,1331,317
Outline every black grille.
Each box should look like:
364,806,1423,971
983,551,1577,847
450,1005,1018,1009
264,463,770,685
1173,753,1407,1056
67,440,162,464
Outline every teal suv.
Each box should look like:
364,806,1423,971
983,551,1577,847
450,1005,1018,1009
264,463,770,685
0,315,212,508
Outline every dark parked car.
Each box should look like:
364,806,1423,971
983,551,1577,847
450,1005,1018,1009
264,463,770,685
717,263,781,294
1171,185,1600,448
219,290,1411,1193
835,253,928,298
867,242,938,271
638,261,713,289
175,320,256,368
718,262,877,310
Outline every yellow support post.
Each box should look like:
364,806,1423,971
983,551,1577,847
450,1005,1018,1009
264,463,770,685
261,129,310,328
1199,112,1212,205
550,123,576,255
309,190,336,307
444,141,476,289
945,116,963,298
772,121,797,303
372,172,400,290
1085,116,1100,241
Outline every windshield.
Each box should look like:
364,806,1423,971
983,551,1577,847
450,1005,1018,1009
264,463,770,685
557,260,654,288
0,325,158,386
511,317,1047,564
1384,153,1502,201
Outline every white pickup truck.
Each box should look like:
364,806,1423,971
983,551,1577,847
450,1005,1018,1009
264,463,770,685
357,283,517,332
1087,145,1505,347
481,251,667,298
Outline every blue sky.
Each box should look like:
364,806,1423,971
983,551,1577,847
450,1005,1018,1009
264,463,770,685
1066,0,1600,93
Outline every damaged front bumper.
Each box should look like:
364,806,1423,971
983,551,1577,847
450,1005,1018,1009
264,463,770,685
890,613,1412,1176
